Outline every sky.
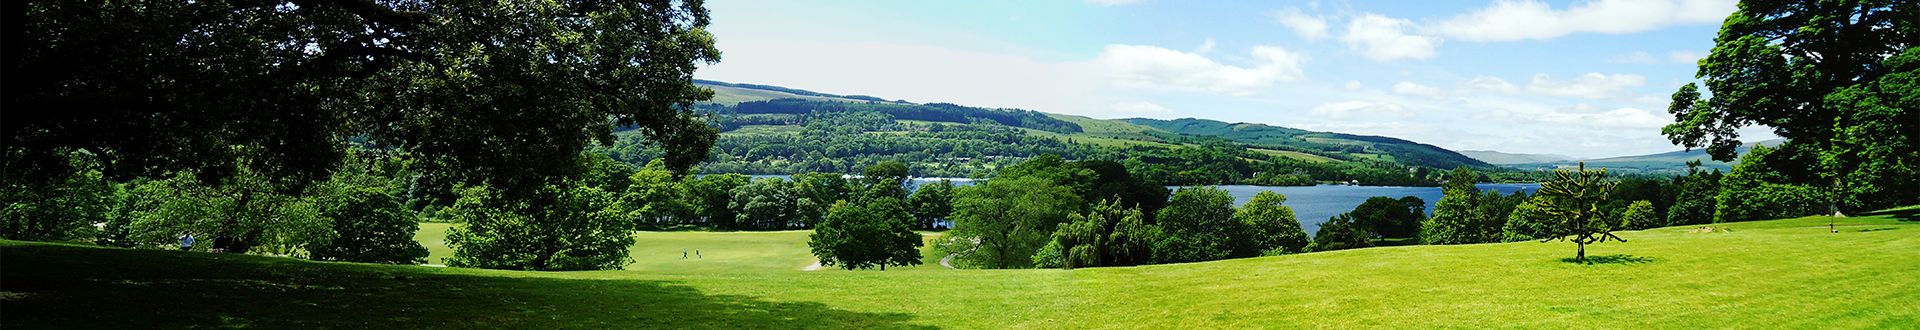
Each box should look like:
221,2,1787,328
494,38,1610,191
694,0,1781,159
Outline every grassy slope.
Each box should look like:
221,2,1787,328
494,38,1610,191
12,216,1914,328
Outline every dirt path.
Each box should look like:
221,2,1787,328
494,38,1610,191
938,253,957,269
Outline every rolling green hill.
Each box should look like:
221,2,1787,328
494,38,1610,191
626,80,1506,185
1125,118,1491,169
7,214,1915,328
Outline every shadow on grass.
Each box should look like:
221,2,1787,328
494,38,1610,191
1858,207,1920,222
1560,254,1655,265
0,243,933,329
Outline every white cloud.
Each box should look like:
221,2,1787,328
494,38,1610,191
1095,44,1307,96
1392,81,1445,99
1536,107,1670,129
1668,50,1706,64
1085,0,1143,6
1310,100,1410,119
1273,8,1330,41
1461,76,1519,94
1610,50,1708,65
1194,38,1217,54
1525,73,1646,99
1107,101,1175,116
697,37,1101,116
1340,14,1442,61
1607,51,1659,64
1343,80,1363,91
1431,0,1736,42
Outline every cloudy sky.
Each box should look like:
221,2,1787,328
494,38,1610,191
695,0,1779,159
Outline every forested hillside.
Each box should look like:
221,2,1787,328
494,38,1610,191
595,81,1519,186
1127,118,1490,169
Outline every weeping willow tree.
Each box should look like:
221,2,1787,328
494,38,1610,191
1532,162,1621,263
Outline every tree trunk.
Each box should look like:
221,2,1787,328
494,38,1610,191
1576,243,1586,263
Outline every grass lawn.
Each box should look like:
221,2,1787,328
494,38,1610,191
6,215,1917,328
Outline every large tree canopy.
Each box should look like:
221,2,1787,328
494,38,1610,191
1662,0,1918,211
6,0,721,194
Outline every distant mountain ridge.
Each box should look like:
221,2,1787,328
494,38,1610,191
1502,139,1786,173
1123,118,1492,170
689,80,1498,175
1458,150,1574,165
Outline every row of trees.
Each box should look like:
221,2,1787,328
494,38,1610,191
5,0,728,272
4,150,430,265
934,155,1315,269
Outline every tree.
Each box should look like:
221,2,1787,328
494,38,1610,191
445,183,633,271
310,187,429,264
1106,206,1159,266
580,153,638,194
809,199,923,270
858,160,911,203
948,176,1078,269
907,179,956,230
1500,200,1552,242
731,177,799,229
684,173,749,228
792,172,853,227
625,160,692,227
1531,163,1622,263
2,152,114,241
1422,167,1483,245
1152,187,1238,264
1662,1,1917,213
1233,191,1308,256
1619,200,1661,230
124,169,332,256
1714,145,1828,223
1349,196,1424,239
1472,190,1529,242
1040,200,1146,269
8,0,722,198
1311,214,1372,252
1667,164,1722,226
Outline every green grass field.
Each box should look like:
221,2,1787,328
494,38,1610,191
6,215,1917,328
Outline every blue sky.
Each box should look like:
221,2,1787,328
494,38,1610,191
695,0,1779,159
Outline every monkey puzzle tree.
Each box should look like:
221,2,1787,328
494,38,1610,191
1531,163,1621,263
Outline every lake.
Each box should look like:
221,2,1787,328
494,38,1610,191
1199,184,1539,235
741,174,1536,235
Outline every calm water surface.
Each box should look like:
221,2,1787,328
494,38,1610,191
1198,184,1540,235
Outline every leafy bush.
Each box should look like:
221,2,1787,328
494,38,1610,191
1714,146,1827,223
446,184,633,271
1152,187,1237,263
1233,191,1308,255
1619,200,1660,230
310,188,429,264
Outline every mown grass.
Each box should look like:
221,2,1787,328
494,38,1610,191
416,223,948,272
6,215,1916,328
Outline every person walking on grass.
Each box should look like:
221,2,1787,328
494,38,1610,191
178,233,195,251
696,249,702,259
683,248,689,259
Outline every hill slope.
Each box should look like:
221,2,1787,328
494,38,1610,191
1458,150,1574,165
7,214,1916,328
1126,118,1491,169
633,80,1499,185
